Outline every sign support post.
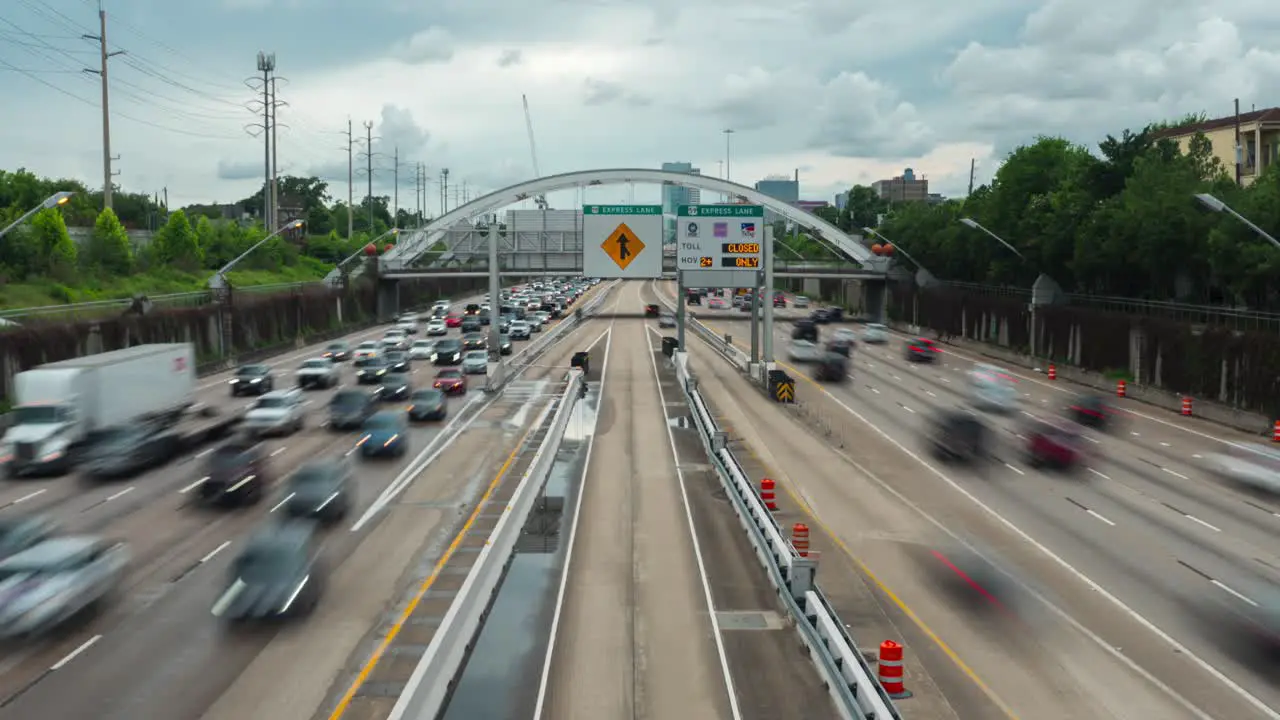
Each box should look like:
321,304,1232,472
677,272,687,351
750,277,760,366
762,225,775,365
486,220,503,390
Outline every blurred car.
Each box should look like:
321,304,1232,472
1199,444,1280,495
212,522,325,622
243,390,305,437
927,409,990,463
353,341,379,359
970,363,1017,413
460,317,482,333
773,294,787,308
644,304,660,317
230,364,274,396
792,319,818,342
378,335,407,353
444,313,463,329
377,368,412,401
0,515,56,561
296,358,338,389
659,313,677,328
793,295,810,309
409,339,436,361
383,350,411,373
357,411,409,459
811,307,842,324
496,334,513,355
905,337,941,363
461,351,488,375
279,460,354,523
462,332,487,351
509,321,532,340
814,352,848,382
354,356,389,384
1069,394,1113,430
787,340,822,363
198,441,270,506
397,312,419,325
708,297,726,309
407,388,447,422
862,323,889,344
426,320,448,336
1198,576,1280,663
328,388,376,430
81,422,177,479
0,536,129,637
322,341,351,362
433,339,463,366
532,311,552,327
434,368,467,395
1025,419,1084,469
395,321,418,335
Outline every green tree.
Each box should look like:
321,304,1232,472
30,207,77,280
82,207,133,274
839,185,887,232
154,209,203,271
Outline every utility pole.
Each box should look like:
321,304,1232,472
364,121,375,233
255,52,275,229
392,146,400,229
724,128,735,183
269,74,280,230
83,2,124,210
414,162,422,227
968,158,976,196
1234,98,1242,186
441,168,449,215
342,118,354,239
162,186,168,213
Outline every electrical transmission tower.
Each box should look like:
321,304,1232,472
357,121,383,235
244,52,276,229
440,168,450,215
82,1,125,210
340,119,358,239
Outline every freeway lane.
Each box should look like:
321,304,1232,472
667,283,1280,718
0,285,601,719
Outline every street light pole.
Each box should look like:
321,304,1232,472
334,227,399,271
958,217,1026,260
1194,193,1280,250
723,128,734,184
208,218,305,289
862,227,927,269
0,192,75,240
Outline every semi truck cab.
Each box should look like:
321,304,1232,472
1,400,81,475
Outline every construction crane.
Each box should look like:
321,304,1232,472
522,94,550,210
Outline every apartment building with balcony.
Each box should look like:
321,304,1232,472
1152,107,1280,186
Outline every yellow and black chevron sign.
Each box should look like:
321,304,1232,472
774,381,795,403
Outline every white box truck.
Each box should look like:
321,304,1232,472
2,344,208,476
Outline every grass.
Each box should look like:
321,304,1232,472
0,257,333,311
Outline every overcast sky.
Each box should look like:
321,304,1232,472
2,0,1277,211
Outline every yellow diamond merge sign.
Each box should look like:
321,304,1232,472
602,222,645,271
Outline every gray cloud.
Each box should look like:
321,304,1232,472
497,49,523,67
375,104,430,153
390,27,454,64
582,78,651,108
217,159,264,181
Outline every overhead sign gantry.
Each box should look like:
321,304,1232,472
676,204,765,287
581,204,663,278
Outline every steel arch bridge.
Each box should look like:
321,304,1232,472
378,168,885,274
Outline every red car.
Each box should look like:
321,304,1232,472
773,295,787,308
444,313,463,328
433,368,467,395
1026,420,1084,469
905,337,941,363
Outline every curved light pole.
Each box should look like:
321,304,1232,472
335,227,399,270
0,191,74,240
208,218,305,289
958,217,1025,260
862,227,927,269
1194,193,1280,250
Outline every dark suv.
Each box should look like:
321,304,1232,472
199,442,270,506
328,389,376,430
433,339,463,366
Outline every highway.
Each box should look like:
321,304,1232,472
658,281,1280,720
536,280,835,720
0,284,604,720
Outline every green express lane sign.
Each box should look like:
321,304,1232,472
677,204,764,217
583,205,662,215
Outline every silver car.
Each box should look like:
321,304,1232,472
243,389,306,436
787,340,822,363
461,350,489,375
0,536,129,637
659,313,677,328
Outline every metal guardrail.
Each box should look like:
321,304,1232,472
386,370,585,720
661,297,900,720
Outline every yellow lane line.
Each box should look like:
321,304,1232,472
694,318,1020,720
327,415,546,719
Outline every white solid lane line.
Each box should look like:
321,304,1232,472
1211,579,1259,607
50,635,102,671
200,540,231,563
179,477,208,494
105,487,134,502
12,489,46,504
1087,509,1117,526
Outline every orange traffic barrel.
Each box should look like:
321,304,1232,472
791,523,810,557
1273,420,1279,443
877,640,913,699
1047,364,1057,380
1116,379,1126,398
1182,396,1192,416
759,478,778,512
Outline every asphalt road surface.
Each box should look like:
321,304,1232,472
660,281,1280,720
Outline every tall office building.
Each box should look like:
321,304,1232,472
872,168,929,203
661,161,701,242
753,176,799,203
